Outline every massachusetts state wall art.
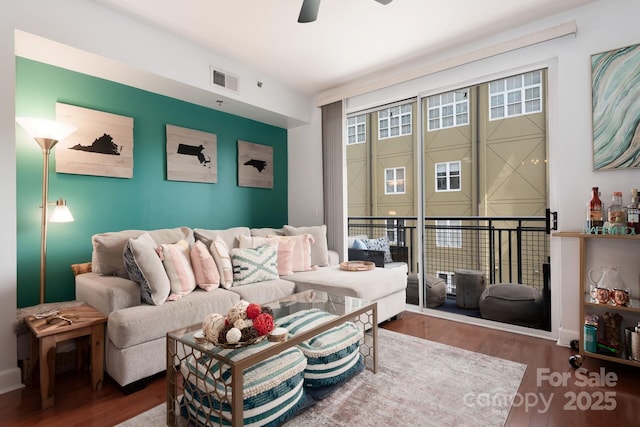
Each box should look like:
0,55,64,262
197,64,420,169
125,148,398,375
592,43,640,170
237,140,273,189
55,103,134,178
166,124,217,183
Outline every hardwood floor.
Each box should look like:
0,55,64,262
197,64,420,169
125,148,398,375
1,311,638,426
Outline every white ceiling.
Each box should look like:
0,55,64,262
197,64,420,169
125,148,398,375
91,0,597,96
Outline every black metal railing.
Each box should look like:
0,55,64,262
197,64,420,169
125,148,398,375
347,211,553,293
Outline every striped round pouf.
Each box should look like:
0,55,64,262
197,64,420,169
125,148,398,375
277,308,365,389
179,343,309,427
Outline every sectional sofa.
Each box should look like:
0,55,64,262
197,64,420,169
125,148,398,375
75,225,407,390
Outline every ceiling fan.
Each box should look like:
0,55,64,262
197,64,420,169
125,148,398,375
298,0,393,23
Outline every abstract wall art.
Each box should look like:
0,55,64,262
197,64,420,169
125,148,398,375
238,140,273,188
166,124,217,183
55,103,134,178
592,43,640,170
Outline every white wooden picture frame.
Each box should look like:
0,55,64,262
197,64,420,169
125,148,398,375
55,103,134,178
166,125,217,183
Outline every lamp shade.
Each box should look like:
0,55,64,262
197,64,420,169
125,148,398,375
49,199,74,223
16,117,77,142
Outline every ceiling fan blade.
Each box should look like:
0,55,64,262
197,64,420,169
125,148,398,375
374,0,393,4
298,0,321,23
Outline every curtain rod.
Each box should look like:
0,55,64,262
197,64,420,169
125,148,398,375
315,21,577,107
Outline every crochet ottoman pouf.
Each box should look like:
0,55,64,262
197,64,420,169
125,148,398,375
425,274,447,308
479,283,543,328
180,344,311,427
277,308,365,397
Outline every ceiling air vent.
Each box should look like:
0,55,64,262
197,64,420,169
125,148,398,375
210,67,238,92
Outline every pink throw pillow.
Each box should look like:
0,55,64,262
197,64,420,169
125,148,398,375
161,240,196,301
269,234,314,272
190,240,220,291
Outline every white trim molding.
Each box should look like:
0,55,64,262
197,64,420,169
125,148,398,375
316,21,577,107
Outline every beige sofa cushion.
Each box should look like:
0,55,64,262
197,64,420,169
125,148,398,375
194,227,251,250
250,227,284,237
92,226,193,278
108,288,240,349
285,264,407,302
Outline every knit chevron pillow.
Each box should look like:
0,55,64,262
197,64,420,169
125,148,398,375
230,244,279,285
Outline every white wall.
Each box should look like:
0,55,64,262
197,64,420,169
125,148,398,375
0,9,20,395
288,104,324,227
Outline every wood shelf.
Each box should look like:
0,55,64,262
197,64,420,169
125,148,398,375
555,231,640,368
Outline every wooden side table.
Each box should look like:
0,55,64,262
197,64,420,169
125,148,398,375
25,303,107,409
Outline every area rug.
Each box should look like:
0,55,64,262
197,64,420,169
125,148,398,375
117,328,526,427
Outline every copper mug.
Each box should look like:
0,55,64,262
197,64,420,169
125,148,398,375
594,287,611,304
611,288,630,307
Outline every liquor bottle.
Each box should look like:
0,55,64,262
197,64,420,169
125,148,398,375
607,191,625,232
628,188,640,234
589,187,604,229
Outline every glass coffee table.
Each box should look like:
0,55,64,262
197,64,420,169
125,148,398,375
166,290,377,427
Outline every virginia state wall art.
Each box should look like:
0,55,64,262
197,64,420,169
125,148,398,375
56,102,134,178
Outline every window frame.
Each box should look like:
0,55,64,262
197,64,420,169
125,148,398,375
384,167,406,195
347,114,366,145
378,104,412,140
435,161,461,192
427,89,470,131
489,70,543,121
435,219,462,249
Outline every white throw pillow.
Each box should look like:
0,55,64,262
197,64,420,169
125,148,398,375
230,244,279,285
209,236,234,289
123,232,170,305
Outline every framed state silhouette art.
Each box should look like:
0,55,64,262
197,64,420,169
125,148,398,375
237,140,273,189
166,124,217,183
55,103,134,178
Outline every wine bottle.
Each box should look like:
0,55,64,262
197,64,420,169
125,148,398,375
589,187,604,229
628,188,640,234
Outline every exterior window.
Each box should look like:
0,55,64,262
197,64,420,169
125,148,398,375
386,218,405,246
385,167,405,194
435,220,462,249
435,161,461,192
438,271,456,294
347,114,366,144
378,104,412,139
427,89,469,131
489,70,542,120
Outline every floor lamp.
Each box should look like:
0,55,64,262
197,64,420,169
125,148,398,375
16,117,77,304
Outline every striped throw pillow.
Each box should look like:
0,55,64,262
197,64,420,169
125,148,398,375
161,240,196,301
231,244,279,285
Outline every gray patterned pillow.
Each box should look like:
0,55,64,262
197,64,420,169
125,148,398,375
362,236,393,263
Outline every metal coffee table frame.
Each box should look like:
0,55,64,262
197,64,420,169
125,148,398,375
166,290,378,427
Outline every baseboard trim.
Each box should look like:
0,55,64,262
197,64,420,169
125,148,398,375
557,326,579,348
0,367,24,395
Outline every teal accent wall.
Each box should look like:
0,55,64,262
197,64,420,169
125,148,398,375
15,58,288,308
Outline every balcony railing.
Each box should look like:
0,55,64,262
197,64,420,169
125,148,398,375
347,212,554,294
